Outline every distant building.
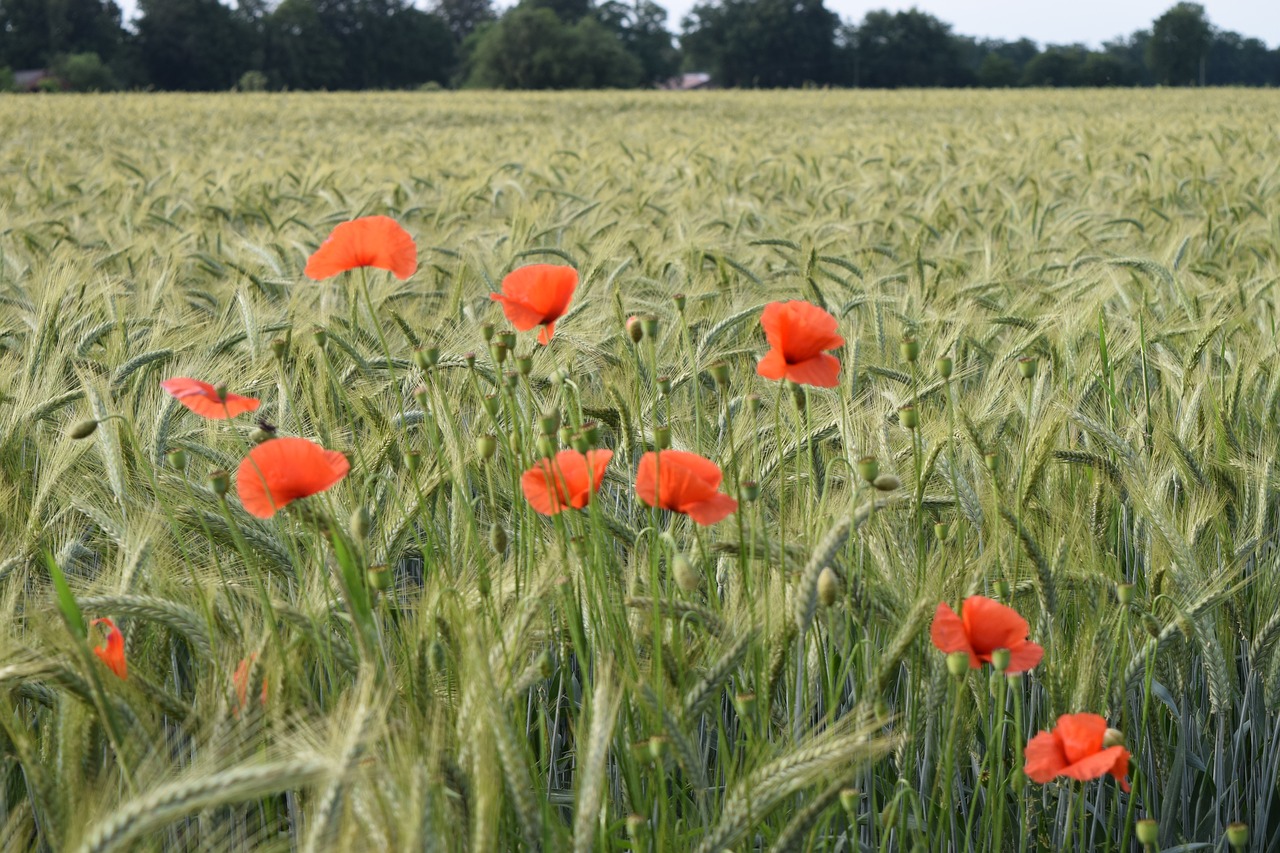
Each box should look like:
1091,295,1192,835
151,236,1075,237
13,69,57,92
660,72,713,91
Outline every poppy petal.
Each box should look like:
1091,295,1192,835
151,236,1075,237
761,300,844,363
785,353,842,388
1005,639,1045,673
1054,713,1107,766
1023,730,1068,783
235,437,350,518
91,617,127,680
1063,746,1130,787
756,348,788,381
521,460,568,515
538,321,556,345
635,451,726,516
684,492,738,525
304,216,417,281
961,595,1032,657
491,292,547,332
521,449,612,515
571,449,613,507
1110,748,1132,792
759,302,791,351
161,377,260,420
930,602,979,668
499,265,578,319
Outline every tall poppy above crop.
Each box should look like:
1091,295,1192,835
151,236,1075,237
1025,714,1131,792
304,215,417,281
235,437,350,519
92,617,127,680
161,377,260,420
634,450,738,526
490,264,578,345
930,595,1043,673
522,449,613,515
756,300,845,388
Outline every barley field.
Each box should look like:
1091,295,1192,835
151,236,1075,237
2,89,1279,852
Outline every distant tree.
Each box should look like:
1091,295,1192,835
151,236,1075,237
53,50,119,89
264,0,347,89
1102,32,1152,85
1147,2,1211,85
846,9,969,88
596,0,677,84
1076,51,1138,86
467,5,641,88
378,6,455,87
977,53,1019,87
136,0,253,90
1019,46,1087,87
431,0,496,42
682,0,840,88
524,0,590,24
1206,30,1276,86
0,0,127,69
0,66,14,91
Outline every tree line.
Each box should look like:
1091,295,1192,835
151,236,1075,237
0,0,1274,92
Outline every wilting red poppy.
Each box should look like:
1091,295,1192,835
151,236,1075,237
1025,713,1131,792
634,450,738,526
304,216,417,281
522,449,613,515
92,617,127,680
756,300,845,388
161,377,260,420
490,264,578,345
232,654,269,716
930,595,1044,673
235,437,350,519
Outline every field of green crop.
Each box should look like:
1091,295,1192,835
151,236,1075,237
3,89,1280,852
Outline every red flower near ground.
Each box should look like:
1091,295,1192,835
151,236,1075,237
92,617,127,680
634,450,738,526
235,437,350,518
930,595,1044,673
161,377,260,420
490,264,578,345
232,654,269,716
1025,713,1131,792
304,216,417,281
756,300,845,388
522,449,613,515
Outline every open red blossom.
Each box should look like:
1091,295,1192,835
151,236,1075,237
92,617,127,680
235,437,350,519
930,595,1044,673
304,216,417,281
490,264,578,345
634,450,738,526
161,377,260,420
756,300,845,388
1025,714,1131,792
232,654,269,717
522,449,613,516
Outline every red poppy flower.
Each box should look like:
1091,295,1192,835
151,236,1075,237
235,437,350,519
232,654,269,716
930,595,1044,673
1024,713,1131,792
756,300,845,388
522,449,613,515
161,377,260,420
634,450,738,526
490,264,578,345
92,617,127,680
304,216,417,281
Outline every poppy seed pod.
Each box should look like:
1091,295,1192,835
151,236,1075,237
464,351,476,369
367,565,392,591
413,386,430,411
249,421,277,444
985,451,1000,473
570,432,589,453
991,647,1011,672
414,348,431,372
1227,823,1248,850
1117,583,1135,605
652,426,670,450
582,422,600,445
873,473,901,492
839,788,859,815
673,552,700,593
406,450,422,475
490,342,508,365
641,315,659,339
422,346,440,368
482,394,500,416
994,578,1011,598
746,393,762,415
209,469,230,497
271,337,289,360
516,355,533,376
857,456,879,483
934,521,950,541
476,434,497,460
311,326,327,348
498,331,516,350
557,426,573,448
489,523,507,555
503,371,519,389
899,404,919,430
70,419,99,439
900,337,919,363
166,447,188,470
657,375,672,396
741,480,760,501
709,361,730,387
1136,819,1158,846
508,432,522,454
350,507,371,541
480,322,495,342
537,435,556,459
817,567,839,607
539,411,561,436
1102,727,1125,748
1018,356,1038,380
673,292,686,312
946,651,970,678
732,692,756,716
936,356,953,379
648,735,668,761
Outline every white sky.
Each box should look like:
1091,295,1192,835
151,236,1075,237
115,1,1280,47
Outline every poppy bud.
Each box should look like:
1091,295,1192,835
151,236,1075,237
899,404,919,430
489,523,507,555
1102,727,1124,748
483,394,500,416
934,521,950,541
538,411,560,435
570,432,589,453
1117,583,1135,605
271,337,289,360
746,393,762,415
648,735,668,761
1142,613,1161,638
653,426,670,450
582,421,600,445
464,351,476,369
490,342,508,365
741,480,760,501
991,647,1011,673
498,331,516,350
880,800,897,829
508,432,521,454
857,456,879,483
985,451,1000,473
946,651,970,678
839,788,859,815
476,434,497,460
673,293,686,312
209,469,230,497
503,371,519,389
537,434,556,459
732,691,756,717
709,361,730,387
1018,357,1038,380
625,814,648,843
818,567,839,607
516,355,533,376
1227,823,1248,850
312,326,327,348
414,348,431,372
69,419,99,439
1006,671,1022,689
1136,819,1158,846
673,552,699,593
558,425,573,447
657,375,672,396
350,507,371,541
480,322,496,342
873,473,901,492
640,315,659,340
936,356,953,379
422,346,440,368
249,422,277,444
994,578,1011,598
626,315,643,343
367,564,392,591
900,337,919,363
167,447,188,470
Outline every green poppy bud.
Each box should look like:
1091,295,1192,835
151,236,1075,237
1018,356,1038,380
1135,819,1158,846
900,337,919,363
640,315,659,340
209,469,230,497
1102,727,1124,748
489,523,508,555
936,356,953,379
516,355,533,376
311,326,327,348
350,507,371,541
873,473,901,492
582,421,600,445
709,361,730,387
406,450,422,475
626,316,643,343
653,426,670,450
537,434,556,459
818,567,839,607
476,434,497,460
857,456,879,483
1117,583,1135,605
741,480,760,501
166,447,188,470
1227,823,1248,851
570,432,589,453
498,331,516,350
746,393,762,415
490,342,507,365
540,411,560,435
367,564,392,591
271,337,289,361
657,375,672,396
946,651,970,678
991,647,1011,673
934,521,950,541
673,552,700,592
673,293,686,312
899,404,919,430
69,419,99,439
480,322,495,342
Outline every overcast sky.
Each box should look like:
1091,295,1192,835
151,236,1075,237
116,1,1280,47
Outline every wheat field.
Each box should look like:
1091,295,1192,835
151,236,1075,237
2,89,1279,851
